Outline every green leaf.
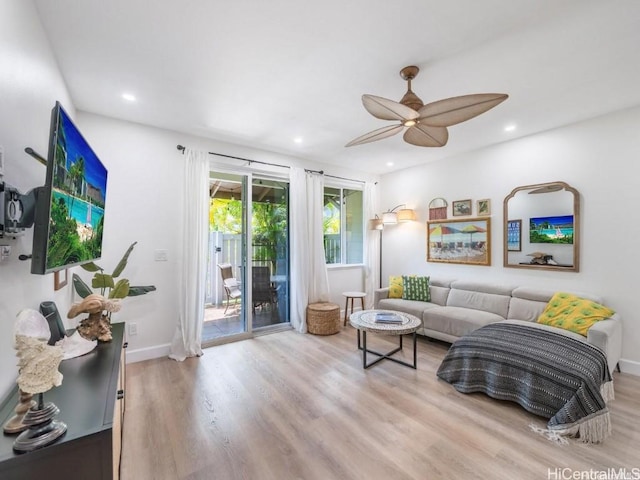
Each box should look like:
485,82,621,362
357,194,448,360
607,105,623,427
72,273,93,298
128,285,157,297
112,242,138,278
110,279,131,299
80,262,103,272
92,273,115,290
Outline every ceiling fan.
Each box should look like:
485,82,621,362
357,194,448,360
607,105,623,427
346,66,508,148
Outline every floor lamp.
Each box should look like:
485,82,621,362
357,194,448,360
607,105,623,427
369,206,417,288
368,215,384,288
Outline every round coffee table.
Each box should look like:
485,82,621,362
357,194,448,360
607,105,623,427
349,310,421,369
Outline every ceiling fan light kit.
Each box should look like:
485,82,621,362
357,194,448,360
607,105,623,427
346,66,508,148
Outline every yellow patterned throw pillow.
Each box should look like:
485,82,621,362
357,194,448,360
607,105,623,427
537,292,615,336
388,276,403,298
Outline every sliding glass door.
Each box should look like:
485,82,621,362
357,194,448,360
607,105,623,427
251,177,289,329
202,172,289,345
203,173,248,344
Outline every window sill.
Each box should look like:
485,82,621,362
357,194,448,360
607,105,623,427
326,263,366,271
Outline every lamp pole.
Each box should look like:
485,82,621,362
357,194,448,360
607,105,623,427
379,229,383,288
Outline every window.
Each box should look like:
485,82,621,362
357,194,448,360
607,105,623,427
323,187,363,264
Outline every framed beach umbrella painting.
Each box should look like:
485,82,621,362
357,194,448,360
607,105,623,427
427,218,491,265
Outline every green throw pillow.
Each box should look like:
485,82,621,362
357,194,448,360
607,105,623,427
388,275,403,298
402,275,430,302
537,292,615,336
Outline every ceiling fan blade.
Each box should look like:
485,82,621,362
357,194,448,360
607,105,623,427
403,124,449,147
362,95,420,121
345,124,404,147
418,93,508,127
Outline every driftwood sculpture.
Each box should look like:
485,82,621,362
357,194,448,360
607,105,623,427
67,294,121,342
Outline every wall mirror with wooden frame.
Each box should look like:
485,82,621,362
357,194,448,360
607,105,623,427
503,181,580,272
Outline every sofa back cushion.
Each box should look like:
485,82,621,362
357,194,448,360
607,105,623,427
508,287,604,322
446,280,513,318
427,277,453,306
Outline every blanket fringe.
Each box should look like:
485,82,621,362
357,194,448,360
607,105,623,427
529,424,569,445
530,409,612,444
601,380,615,403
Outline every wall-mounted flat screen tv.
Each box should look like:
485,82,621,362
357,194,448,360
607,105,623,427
529,215,573,244
31,102,108,274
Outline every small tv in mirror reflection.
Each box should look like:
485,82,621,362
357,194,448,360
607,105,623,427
529,215,573,244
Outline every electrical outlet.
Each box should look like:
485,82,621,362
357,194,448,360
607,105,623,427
128,322,138,336
0,245,10,261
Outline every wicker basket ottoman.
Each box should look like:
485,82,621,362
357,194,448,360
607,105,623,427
306,302,341,335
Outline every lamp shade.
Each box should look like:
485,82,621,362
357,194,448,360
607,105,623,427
397,208,416,222
368,217,384,230
382,212,398,224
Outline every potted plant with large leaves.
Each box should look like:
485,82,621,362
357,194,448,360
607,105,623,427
68,242,156,341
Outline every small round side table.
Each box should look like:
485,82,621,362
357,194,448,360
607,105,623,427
342,291,366,326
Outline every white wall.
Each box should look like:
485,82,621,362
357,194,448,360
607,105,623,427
0,0,76,396
380,106,640,374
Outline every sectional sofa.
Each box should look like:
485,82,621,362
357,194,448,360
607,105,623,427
374,278,622,374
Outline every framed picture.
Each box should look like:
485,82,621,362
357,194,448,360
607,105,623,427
427,217,491,266
452,199,472,217
507,219,522,252
477,199,491,216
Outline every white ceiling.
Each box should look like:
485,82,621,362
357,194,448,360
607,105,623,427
34,0,640,175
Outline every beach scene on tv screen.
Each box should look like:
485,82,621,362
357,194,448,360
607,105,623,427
529,215,573,244
46,108,107,270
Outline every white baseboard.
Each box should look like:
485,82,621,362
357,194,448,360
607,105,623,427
126,343,171,364
619,358,640,376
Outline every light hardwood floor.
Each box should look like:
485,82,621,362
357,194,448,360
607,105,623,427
121,328,640,480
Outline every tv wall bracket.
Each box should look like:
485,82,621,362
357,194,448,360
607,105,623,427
0,148,46,238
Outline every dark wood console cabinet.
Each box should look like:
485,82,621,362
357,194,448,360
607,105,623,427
0,323,126,480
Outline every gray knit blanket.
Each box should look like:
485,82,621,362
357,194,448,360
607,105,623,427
436,322,613,443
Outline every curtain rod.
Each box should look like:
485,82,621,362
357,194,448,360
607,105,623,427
176,144,365,184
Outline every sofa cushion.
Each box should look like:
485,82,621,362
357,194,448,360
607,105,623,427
402,275,430,302
508,287,606,322
446,281,512,318
388,276,403,298
537,292,615,336
508,297,548,322
429,285,450,306
423,306,504,338
377,298,438,320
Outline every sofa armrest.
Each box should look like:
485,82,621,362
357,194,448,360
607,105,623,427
587,313,622,374
374,288,389,309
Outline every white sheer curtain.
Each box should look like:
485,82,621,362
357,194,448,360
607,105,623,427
290,167,330,333
363,181,379,309
169,148,209,361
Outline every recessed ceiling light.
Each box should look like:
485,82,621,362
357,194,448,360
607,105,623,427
504,124,516,132
122,93,136,102
386,162,394,167
293,137,303,144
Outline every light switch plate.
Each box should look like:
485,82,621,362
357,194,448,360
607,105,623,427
154,249,168,261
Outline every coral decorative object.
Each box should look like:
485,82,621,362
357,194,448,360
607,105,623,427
67,294,121,342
